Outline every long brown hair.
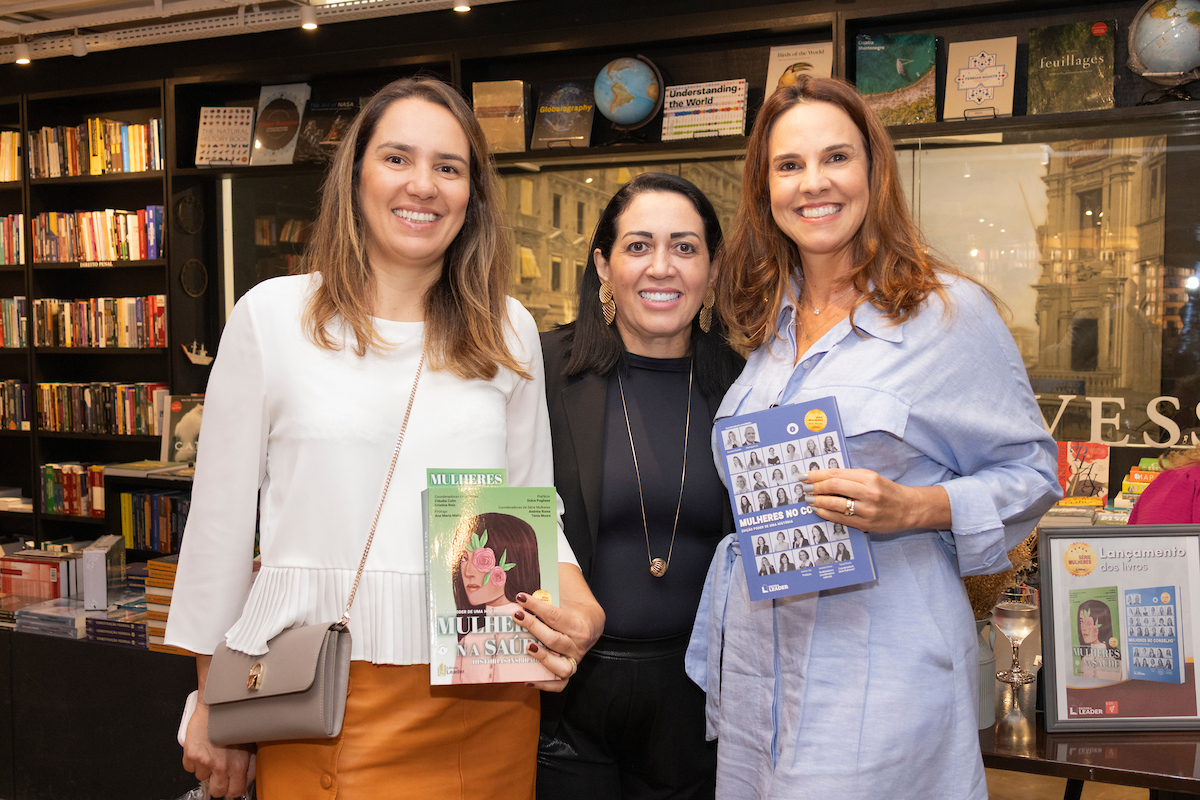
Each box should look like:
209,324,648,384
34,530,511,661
718,75,977,352
300,76,526,381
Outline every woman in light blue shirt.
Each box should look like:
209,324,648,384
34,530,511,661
687,76,1060,799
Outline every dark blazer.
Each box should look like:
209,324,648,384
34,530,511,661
541,326,735,579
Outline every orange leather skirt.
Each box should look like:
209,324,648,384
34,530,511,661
257,662,539,799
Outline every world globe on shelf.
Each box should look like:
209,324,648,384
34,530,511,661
1129,0,1200,86
593,56,663,129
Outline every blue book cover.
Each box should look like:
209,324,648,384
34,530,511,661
1125,585,1184,684
714,396,876,601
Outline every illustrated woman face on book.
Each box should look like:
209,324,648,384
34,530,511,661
1077,600,1113,650
454,513,541,612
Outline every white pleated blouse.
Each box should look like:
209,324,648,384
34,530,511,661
164,274,576,664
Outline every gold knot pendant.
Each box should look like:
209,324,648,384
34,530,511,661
650,558,668,578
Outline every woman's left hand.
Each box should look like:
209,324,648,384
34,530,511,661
804,468,951,533
512,563,605,692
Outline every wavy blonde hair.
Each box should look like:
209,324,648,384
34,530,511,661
717,76,992,352
299,76,526,381
1161,444,1200,470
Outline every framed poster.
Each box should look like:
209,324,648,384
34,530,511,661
1041,525,1200,731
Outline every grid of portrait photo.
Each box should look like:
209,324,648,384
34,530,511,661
1131,647,1175,670
749,522,854,575
724,422,844,515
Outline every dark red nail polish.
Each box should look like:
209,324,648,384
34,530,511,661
514,610,525,621
528,643,539,653
516,593,529,602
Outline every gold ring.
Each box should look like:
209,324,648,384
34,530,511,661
844,498,855,517
565,655,578,675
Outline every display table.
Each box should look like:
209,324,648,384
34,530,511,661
980,680,1200,799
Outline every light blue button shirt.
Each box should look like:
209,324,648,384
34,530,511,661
687,277,1061,799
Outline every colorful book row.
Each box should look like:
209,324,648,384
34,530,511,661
41,462,106,518
0,296,27,348
1,379,30,431
31,206,164,263
36,381,169,436
26,118,164,179
119,490,190,554
32,295,167,348
1,214,23,266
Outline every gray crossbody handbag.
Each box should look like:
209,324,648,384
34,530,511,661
203,348,425,746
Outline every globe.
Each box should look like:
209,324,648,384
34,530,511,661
1129,0,1200,86
594,56,663,129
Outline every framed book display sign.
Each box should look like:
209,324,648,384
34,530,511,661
1041,526,1200,732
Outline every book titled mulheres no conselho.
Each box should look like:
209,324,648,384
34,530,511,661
715,398,876,601
424,469,559,685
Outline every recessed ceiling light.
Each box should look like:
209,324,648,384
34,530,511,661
14,41,31,64
454,5,471,11
300,5,317,29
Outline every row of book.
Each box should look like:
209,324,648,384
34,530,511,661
1,213,22,266
0,296,27,347
41,462,106,518
118,490,191,554
31,206,165,264
26,118,165,179
0,131,19,182
36,381,169,437
254,216,312,246
1,380,30,431
32,295,167,348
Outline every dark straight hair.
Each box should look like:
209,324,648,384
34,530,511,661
560,172,742,400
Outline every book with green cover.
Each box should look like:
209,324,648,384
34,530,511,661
1070,585,1123,681
425,469,558,685
855,33,937,125
1027,21,1115,115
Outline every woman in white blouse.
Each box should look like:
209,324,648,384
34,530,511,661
166,78,604,799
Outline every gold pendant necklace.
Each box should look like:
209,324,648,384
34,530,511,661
617,361,692,579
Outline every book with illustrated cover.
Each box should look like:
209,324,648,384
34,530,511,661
249,83,311,166
1070,585,1123,681
944,37,1017,120
765,43,833,98
855,33,937,125
160,395,204,463
472,80,529,153
531,82,595,149
714,397,876,601
1028,21,1115,115
1125,585,1185,684
425,469,558,685
1057,442,1110,507
293,99,358,164
661,79,747,141
194,106,254,167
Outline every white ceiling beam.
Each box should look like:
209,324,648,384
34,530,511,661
4,0,252,35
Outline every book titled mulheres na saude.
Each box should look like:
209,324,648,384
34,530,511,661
714,397,876,601
1027,21,1115,115
424,469,558,685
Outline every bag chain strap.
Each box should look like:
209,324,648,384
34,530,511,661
335,345,427,630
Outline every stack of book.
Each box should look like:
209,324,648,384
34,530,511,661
1,380,30,430
1113,458,1163,510
1,213,22,266
30,205,165,263
32,295,167,348
85,592,148,650
0,296,27,347
40,462,105,518
0,130,19,182
36,381,169,436
26,117,164,178
15,597,90,639
1038,504,1098,528
0,594,44,629
145,555,189,654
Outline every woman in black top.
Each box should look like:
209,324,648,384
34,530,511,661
539,173,742,800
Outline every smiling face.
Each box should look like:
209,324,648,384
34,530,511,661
459,550,506,607
358,97,471,281
768,101,870,275
595,191,714,359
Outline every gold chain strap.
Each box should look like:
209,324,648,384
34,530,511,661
336,346,426,629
